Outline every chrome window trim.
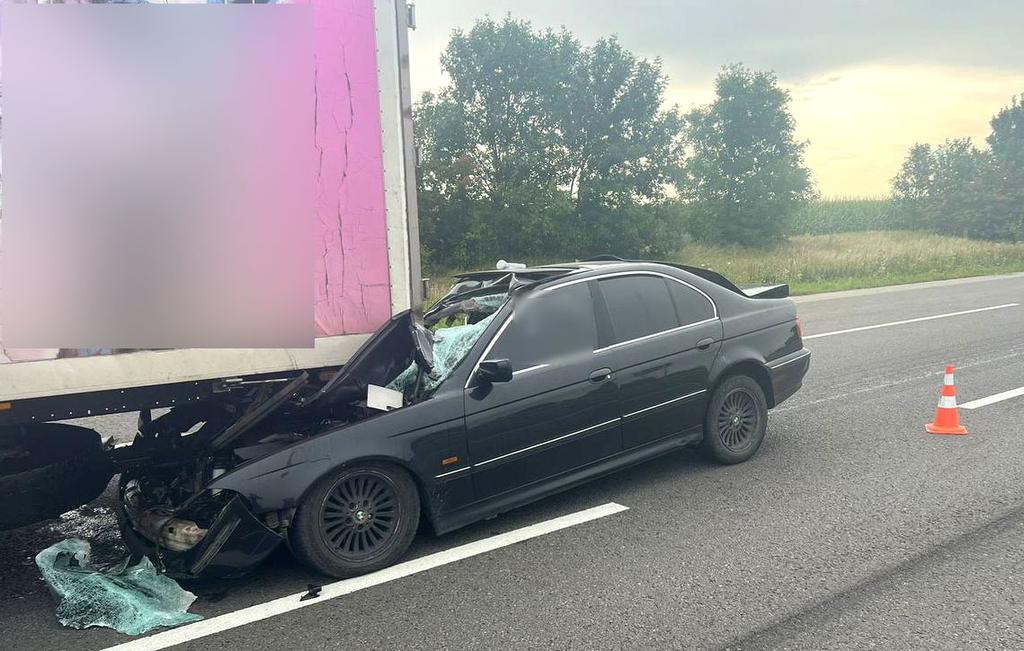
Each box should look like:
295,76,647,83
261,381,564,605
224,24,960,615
544,270,719,349
472,417,621,468
465,278,599,387
593,317,719,353
622,389,707,420
512,363,549,377
541,269,719,320
464,313,515,389
767,350,811,370
465,270,719,388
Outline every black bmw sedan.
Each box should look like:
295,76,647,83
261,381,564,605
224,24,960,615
115,259,810,579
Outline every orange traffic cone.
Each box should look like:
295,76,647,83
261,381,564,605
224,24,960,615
925,364,968,435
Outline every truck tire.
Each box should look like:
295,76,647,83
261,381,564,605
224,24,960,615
701,375,768,465
0,423,114,530
289,461,420,578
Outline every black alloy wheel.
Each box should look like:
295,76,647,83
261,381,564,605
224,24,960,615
717,388,759,452
701,374,768,464
320,471,400,561
290,461,420,578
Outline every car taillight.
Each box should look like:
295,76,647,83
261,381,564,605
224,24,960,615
795,316,803,338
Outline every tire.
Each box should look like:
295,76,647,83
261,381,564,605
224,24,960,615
0,423,114,530
701,375,768,465
289,461,420,578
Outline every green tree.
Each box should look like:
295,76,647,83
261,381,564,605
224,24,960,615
554,37,685,254
892,94,1024,242
929,138,993,238
986,94,1024,240
415,17,572,267
891,143,935,230
988,94,1024,171
415,91,480,265
682,64,814,245
414,17,686,267
893,139,990,237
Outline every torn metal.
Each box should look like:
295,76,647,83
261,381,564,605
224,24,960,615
105,274,537,578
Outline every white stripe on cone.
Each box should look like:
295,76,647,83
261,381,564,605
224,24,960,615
938,395,958,409
944,373,955,386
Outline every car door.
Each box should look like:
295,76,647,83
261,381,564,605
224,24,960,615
596,274,723,450
463,280,621,500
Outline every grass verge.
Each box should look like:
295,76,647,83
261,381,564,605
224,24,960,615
672,231,1024,295
423,231,1024,302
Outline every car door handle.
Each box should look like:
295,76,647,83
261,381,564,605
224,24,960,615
696,338,716,350
589,368,612,383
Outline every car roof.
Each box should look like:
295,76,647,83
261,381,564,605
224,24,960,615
451,258,745,300
453,259,637,280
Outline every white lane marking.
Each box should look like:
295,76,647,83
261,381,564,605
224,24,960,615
102,502,630,651
803,303,1020,340
961,386,1024,410
773,348,1024,414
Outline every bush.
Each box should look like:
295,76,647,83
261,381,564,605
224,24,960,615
566,201,689,260
421,197,688,269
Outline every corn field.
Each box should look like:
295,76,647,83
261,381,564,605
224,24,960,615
789,197,901,235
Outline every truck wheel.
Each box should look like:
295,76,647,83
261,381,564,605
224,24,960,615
0,423,114,530
701,375,768,465
290,462,420,578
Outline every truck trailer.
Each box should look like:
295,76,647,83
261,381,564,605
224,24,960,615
0,0,421,530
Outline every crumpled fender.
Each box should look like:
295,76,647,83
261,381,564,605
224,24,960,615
206,390,466,515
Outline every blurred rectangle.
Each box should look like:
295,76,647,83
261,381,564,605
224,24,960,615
1,3,314,348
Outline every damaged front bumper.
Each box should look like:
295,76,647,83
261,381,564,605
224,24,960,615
114,488,284,580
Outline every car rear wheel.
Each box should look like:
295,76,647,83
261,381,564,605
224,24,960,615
290,462,420,578
701,375,768,464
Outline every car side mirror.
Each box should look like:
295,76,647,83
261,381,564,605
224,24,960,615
477,359,513,384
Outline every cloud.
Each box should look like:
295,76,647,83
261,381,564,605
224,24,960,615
411,0,1024,93
788,64,1024,195
409,1,1024,196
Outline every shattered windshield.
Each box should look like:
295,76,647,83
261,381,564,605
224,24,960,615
387,268,576,398
388,291,508,396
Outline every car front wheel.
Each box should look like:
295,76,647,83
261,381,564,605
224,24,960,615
701,375,768,464
290,462,420,578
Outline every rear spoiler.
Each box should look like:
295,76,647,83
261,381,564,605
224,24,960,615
580,256,790,299
742,284,790,299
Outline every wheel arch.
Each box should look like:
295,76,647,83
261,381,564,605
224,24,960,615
292,454,439,531
709,359,775,408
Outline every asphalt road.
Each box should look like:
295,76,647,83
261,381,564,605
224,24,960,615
2,272,1023,650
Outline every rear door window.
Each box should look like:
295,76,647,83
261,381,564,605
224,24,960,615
667,280,715,325
599,276,678,344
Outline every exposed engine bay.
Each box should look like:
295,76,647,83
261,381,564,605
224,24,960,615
110,270,570,576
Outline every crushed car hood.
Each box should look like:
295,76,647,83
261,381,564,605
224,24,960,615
305,310,433,408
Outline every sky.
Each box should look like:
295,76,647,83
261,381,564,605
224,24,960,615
407,0,1024,197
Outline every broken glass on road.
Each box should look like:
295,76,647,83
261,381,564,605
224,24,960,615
35,538,202,635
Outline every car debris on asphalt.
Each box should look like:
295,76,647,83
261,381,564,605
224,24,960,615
34,538,202,635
